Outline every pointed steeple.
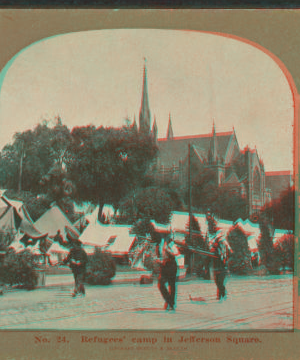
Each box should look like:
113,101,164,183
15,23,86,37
167,113,174,140
139,59,151,134
132,114,137,132
152,115,158,142
208,121,218,164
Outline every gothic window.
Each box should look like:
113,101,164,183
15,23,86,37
253,167,261,198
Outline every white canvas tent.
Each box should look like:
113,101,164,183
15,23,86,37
273,229,292,244
34,204,79,242
106,232,136,256
101,204,115,223
47,241,69,263
80,220,133,251
85,205,99,225
170,211,234,242
234,218,261,251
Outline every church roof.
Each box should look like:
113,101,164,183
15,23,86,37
157,131,233,168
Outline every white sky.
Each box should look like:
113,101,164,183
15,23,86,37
0,29,294,171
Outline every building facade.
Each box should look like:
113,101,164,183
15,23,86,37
137,63,290,216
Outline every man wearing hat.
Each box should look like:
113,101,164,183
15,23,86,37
63,239,88,297
157,237,179,311
205,210,232,301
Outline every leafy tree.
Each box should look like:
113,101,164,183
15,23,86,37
68,125,158,208
263,186,294,231
191,168,247,221
118,187,174,225
227,226,252,275
217,188,247,221
191,168,218,213
0,118,73,195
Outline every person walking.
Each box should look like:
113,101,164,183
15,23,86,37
62,239,88,297
157,237,179,311
205,211,232,301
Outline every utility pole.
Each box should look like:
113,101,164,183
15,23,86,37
188,143,194,275
18,143,25,193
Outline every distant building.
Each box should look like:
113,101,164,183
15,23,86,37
265,171,293,201
136,62,291,216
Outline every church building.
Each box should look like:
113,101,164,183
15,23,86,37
136,63,290,216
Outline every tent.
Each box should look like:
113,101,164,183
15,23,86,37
273,229,292,244
0,196,48,245
80,221,132,249
170,211,234,242
101,204,115,223
34,204,80,242
47,241,69,263
106,232,136,256
234,218,261,251
0,206,20,236
8,238,26,253
170,211,209,236
150,220,172,234
85,205,99,225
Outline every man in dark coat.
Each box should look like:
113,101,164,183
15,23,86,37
63,239,88,297
157,238,179,311
206,211,232,301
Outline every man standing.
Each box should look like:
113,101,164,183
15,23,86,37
157,237,179,311
206,211,232,301
63,239,88,297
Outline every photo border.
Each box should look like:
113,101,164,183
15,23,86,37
0,8,299,360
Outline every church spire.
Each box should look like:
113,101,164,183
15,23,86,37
152,115,158,142
139,58,151,134
208,121,218,163
167,113,174,140
132,114,137,132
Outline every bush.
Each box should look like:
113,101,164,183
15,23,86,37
273,234,294,272
227,227,252,275
0,249,39,289
85,248,116,285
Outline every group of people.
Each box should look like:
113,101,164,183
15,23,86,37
156,210,232,310
60,211,232,307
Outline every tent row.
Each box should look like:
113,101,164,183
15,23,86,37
1,194,293,270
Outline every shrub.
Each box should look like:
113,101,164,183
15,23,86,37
227,226,252,275
1,249,39,289
85,248,116,285
258,218,278,274
273,234,294,272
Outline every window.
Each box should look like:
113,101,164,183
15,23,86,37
253,168,261,198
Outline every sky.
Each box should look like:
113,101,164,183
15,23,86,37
0,29,294,172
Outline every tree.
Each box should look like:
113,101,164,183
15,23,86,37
0,118,73,195
217,188,248,221
68,125,158,208
118,187,174,225
258,216,276,274
191,168,218,213
227,226,252,275
191,168,247,221
263,186,294,231
273,234,294,272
